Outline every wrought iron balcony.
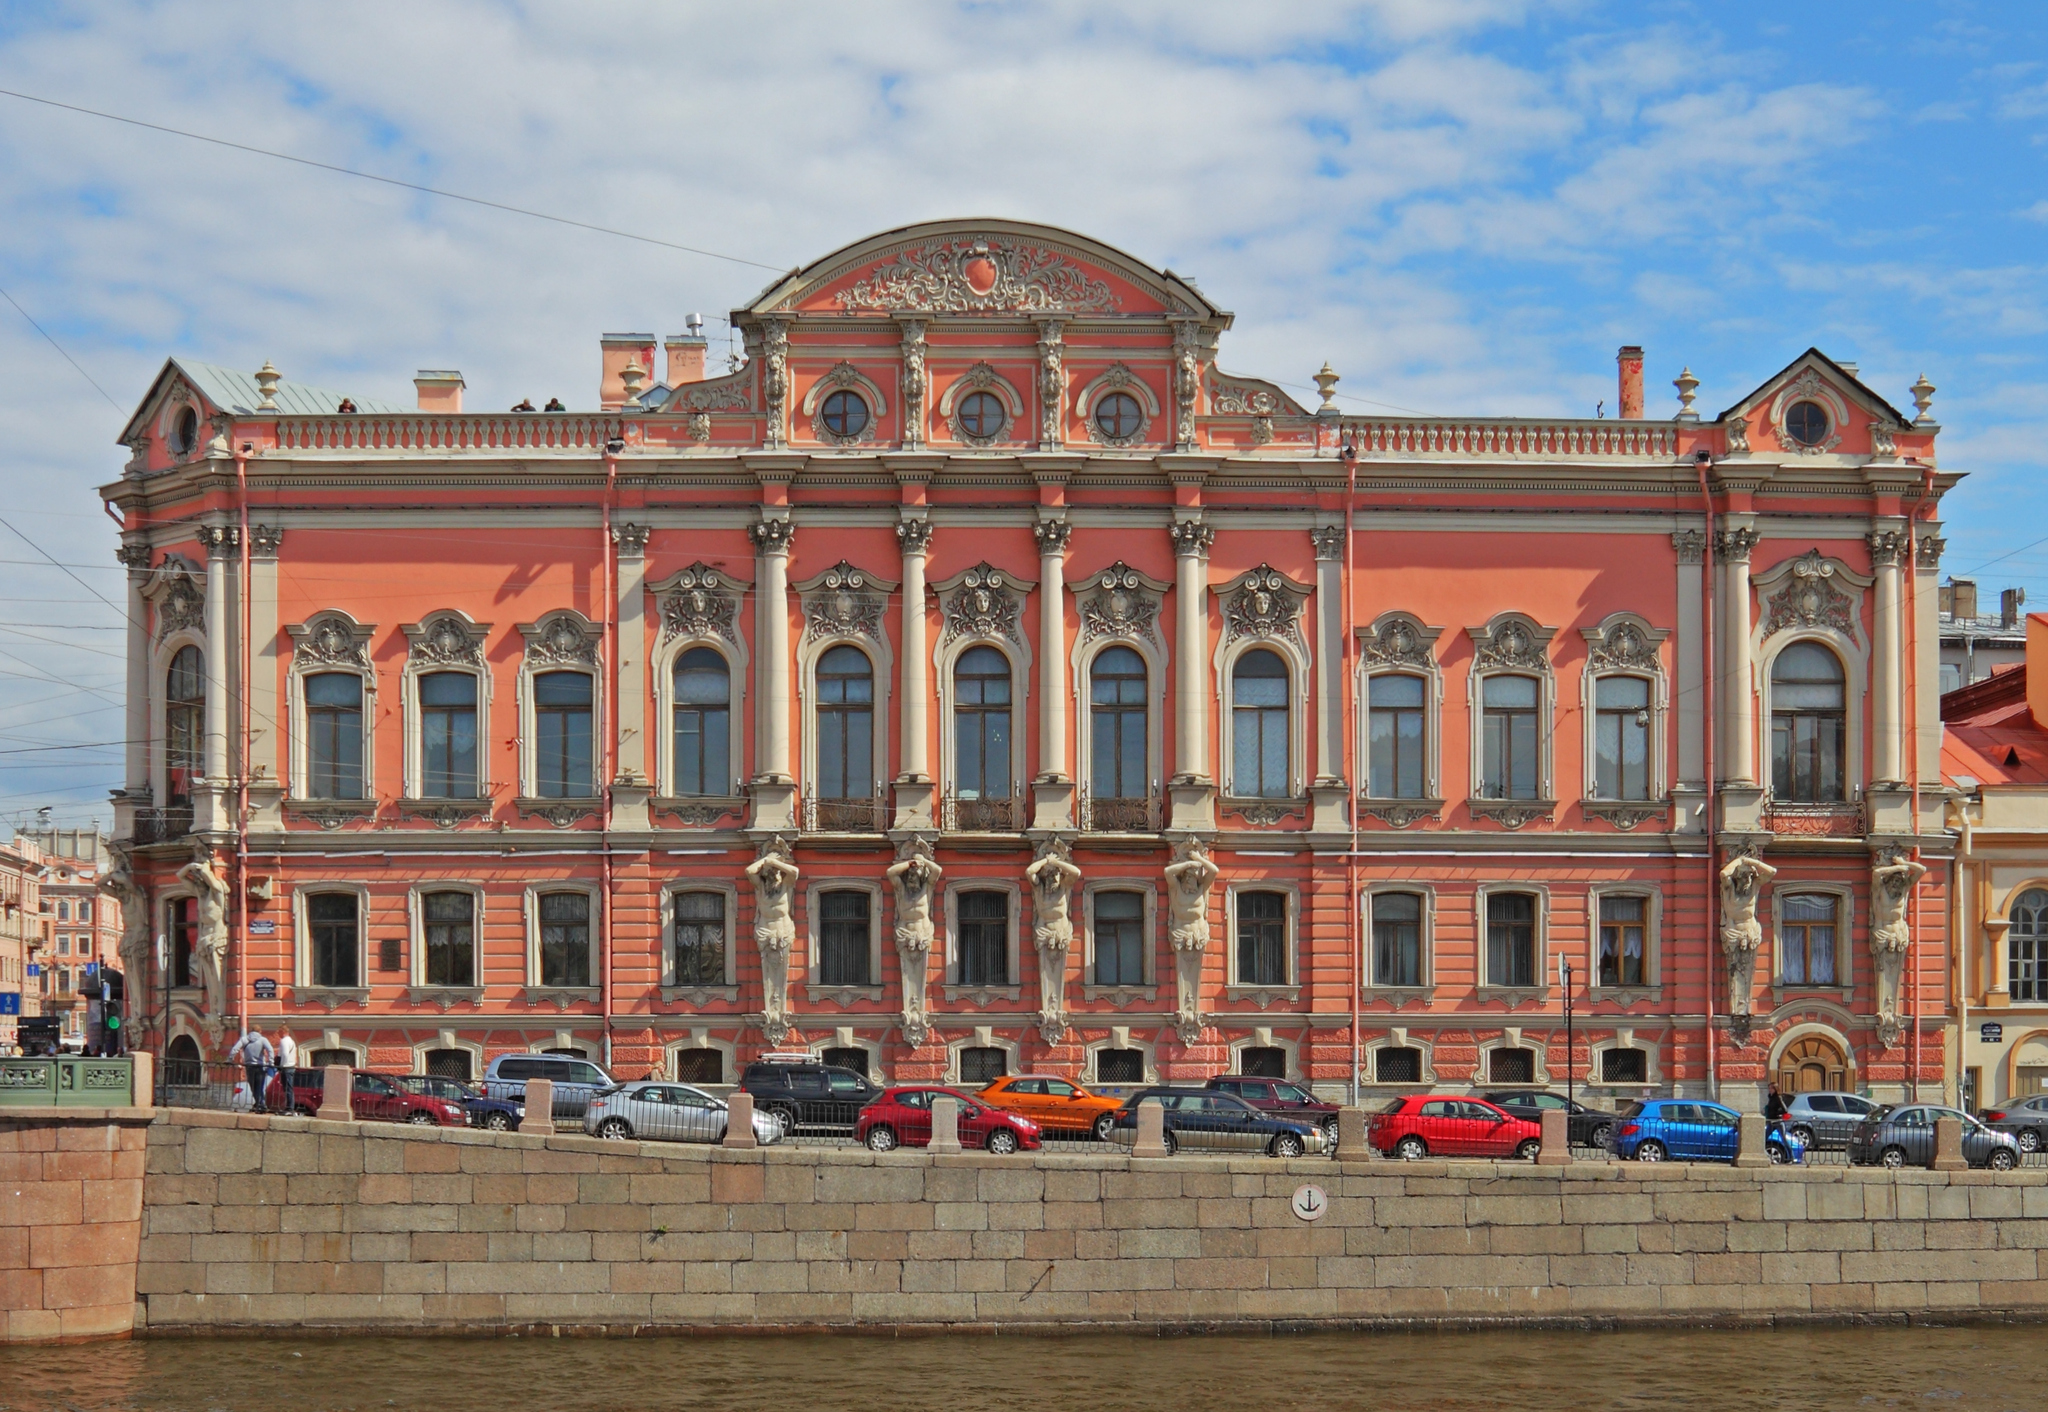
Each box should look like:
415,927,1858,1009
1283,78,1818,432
1078,788,1158,833
130,807,193,846
802,786,887,834
941,789,1018,833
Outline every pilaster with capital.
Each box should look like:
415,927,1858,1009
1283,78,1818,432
611,522,654,828
1035,319,1065,451
898,319,928,452
1672,528,1708,814
1309,525,1348,832
198,525,237,833
1716,525,1761,790
246,527,285,828
118,542,152,825
893,517,936,829
748,516,797,831
1868,526,1907,786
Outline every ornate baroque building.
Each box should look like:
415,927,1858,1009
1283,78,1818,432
103,219,1954,1104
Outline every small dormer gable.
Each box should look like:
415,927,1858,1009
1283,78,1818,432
1715,349,1929,460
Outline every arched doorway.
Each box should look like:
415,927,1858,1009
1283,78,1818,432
1777,1034,1851,1094
163,1034,202,1089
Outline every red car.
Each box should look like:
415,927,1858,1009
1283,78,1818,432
1368,1095,1542,1161
856,1086,1041,1154
348,1069,469,1126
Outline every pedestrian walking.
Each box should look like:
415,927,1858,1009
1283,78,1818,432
274,1029,299,1111
1764,1083,1787,1123
227,1027,274,1112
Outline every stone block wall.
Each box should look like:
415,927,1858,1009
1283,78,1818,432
2,1109,153,1342
125,1109,2048,1332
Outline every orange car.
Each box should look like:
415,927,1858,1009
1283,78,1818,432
977,1074,1123,1140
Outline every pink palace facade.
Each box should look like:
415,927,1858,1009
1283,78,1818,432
103,219,1957,1106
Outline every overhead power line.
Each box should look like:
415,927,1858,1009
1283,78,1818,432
0,87,788,275
0,284,123,411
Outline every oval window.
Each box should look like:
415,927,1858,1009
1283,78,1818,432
957,389,1005,439
820,389,868,438
1785,400,1830,447
170,406,199,456
1094,390,1143,440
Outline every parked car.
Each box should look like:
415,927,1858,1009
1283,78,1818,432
1370,1095,1543,1161
482,1053,617,1120
739,1059,883,1133
857,1086,1041,1154
349,1070,469,1126
258,1066,328,1115
1609,1100,1802,1164
401,1074,524,1130
1105,1087,1325,1157
1479,1090,1618,1149
1847,1104,2019,1170
1979,1094,2048,1152
977,1073,1123,1140
1780,1091,1887,1152
1208,1075,1342,1151
584,1080,782,1145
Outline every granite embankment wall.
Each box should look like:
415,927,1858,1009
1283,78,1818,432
120,1109,2048,1334
3,1109,154,1343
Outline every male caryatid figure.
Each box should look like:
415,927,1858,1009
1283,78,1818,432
1871,851,1928,1049
1720,852,1778,1031
887,837,943,1048
179,840,231,1029
1163,838,1220,1046
1027,836,1082,1043
746,836,799,1046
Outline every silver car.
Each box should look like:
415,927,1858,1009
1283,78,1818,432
1780,1091,1886,1152
583,1081,784,1145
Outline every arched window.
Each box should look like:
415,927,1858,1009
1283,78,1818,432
1368,674,1426,799
815,645,874,801
672,648,730,796
1771,642,1846,802
533,671,593,797
305,672,364,800
954,645,1012,800
1481,675,1539,799
1090,646,1147,802
1231,649,1290,798
1592,676,1651,800
166,645,204,809
418,672,479,799
2012,889,2048,1002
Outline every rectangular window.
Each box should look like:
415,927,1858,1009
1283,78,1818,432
1597,895,1647,988
959,1046,1007,1085
1488,1048,1535,1084
672,892,727,986
1235,890,1288,986
820,1046,869,1078
306,672,365,800
1781,894,1838,986
422,891,475,987
1240,1046,1287,1078
419,672,479,799
1602,1049,1648,1084
1375,1047,1422,1084
1481,674,1540,799
673,1049,723,1084
425,1048,472,1081
1486,892,1538,988
1593,675,1651,800
1368,673,1426,799
169,897,196,988
307,893,360,988
1092,891,1145,986
533,671,594,798
1096,1048,1144,1084
538,892,591,988
1371,892,1423,987
818,890,871,986
956,890,1009,986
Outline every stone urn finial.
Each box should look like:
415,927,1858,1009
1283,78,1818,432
1313,362,1340,411
1674,367,1699,421
1911,372,1937,425
620,358,648,405
255,360,281,410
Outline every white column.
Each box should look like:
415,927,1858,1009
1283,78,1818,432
1915,527,1946,791
202,527,233,786
1870,526,1905,784
1718,524,1758,786
748,517,797,831
893,518,936,830
246,527,283,827
1672,531,1706,789
119,543,151,805
613,524,651,786
1036,519,1070,780
1312,527,1345,784
1171,519,1213,782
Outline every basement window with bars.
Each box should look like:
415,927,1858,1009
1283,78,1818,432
672,1049,723,1085
1374,1047,1422,1084
1488,1048,1536,1084
820,1046,869,1078
1096,1049,1144,1084
959,1046,1008,1085
1239,1046,1287,1078
425,1048,472,1082
1601,1049,1649,1084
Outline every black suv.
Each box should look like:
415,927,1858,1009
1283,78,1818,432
739,1060,882,1134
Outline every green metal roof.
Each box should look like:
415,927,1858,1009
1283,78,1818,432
173,359,405,417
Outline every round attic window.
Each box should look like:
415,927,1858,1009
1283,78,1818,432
169,406,199,456
957,390,1005,440
1785,400,1830,448
819,389,868,439
1094,391,1143,441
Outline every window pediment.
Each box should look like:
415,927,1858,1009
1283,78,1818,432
144,555,206,644
403,611,489,668
1071,561,1169,646
1214,565,1310,649
1359,612,1441,668
518,611,598,667
933,562,1033,648
654,563,744,646
1581,613,1668,674
1755,550,1870,643
796,561,897,645
1468,613,1556,674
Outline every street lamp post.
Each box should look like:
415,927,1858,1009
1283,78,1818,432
1560,954,1574,1112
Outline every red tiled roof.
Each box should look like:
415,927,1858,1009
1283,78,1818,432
1942,662,2027,724
1945,701,2048,786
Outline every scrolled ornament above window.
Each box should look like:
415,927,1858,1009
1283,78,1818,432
1469,613,1555,674
1219,565,1308,648
520,611,599,668
835,237,1120,315
288,611,375,673
1075,562,1166,646
404,611,488,668
1359,612,1440,669
1761,550,1856,638
940,563,1026,647
657,564,740,645
798,560,894,646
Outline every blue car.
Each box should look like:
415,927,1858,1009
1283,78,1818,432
1609,1099,1803,1164
400,1073,524,1130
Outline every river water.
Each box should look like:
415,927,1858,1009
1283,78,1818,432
4,1324,2047,1411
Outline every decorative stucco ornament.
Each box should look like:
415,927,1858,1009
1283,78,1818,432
837,238,1120,315
661,565,739,645
943,564,1024,646
746,837,800,1047
1761,551,1855,638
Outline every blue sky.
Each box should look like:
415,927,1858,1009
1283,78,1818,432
0,0,2044,822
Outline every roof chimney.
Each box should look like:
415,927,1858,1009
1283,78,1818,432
1616,346,1644,419
665,321,709,387
2004,587,2027,630
1954,578,1979,622
414,370,464,414
599,333,658,410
